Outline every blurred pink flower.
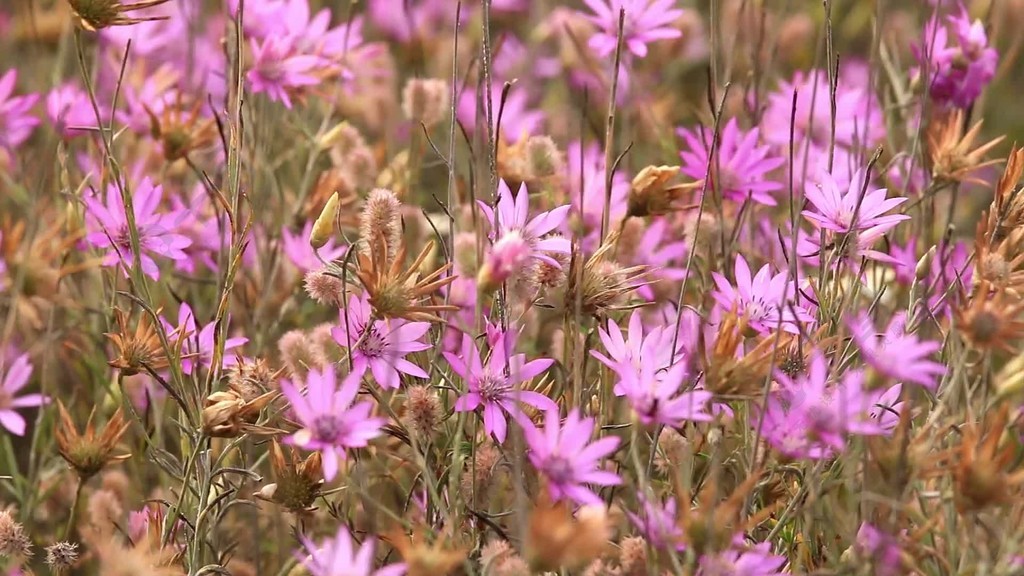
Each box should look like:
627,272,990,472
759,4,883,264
163,302,248,375
282,222,348,273
850,312,945,391
247,36,324,108
297,525,406,576
582,0,684,58
478,180,571,268
0,69,39,150
617,361,713,428
913,3,998,109
46,83,99,138
0,353,48,436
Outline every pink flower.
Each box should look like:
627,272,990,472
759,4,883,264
626,493,684,550
0,353,48,436
913,3,998,109
678,118,785,206
83,178,193,281
163,302,248,375
850,312,945,391
855,523,904,576
712,254,811,334
617,362,713,428
803,169,908,235
0,69,39,150
281,364,387,481
367,0,449,43
566,141,629,252
518,408,621,505
756,351,890,460
445,329,557,443
582,0,684,58
246,36,324,109
282,222,348,273
46,83,99,138
477,180,571,268
297,525,406,576
697,540,786,575
332,295,430,390
591,310,682,391
478,231,531,290
632,218,688,300
457,86,544,143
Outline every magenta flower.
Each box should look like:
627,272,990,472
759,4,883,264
756,351,889,460
518,408,621,505
246,36,323,109
566,141,629,252
0,353,48,436
632,218,688,300
281,364,387,481
366,0,449,43
850,312,945,391
332,295,430,390
626,493,684,550
445,331,557,443
617,362,713,428
46,83,99,138
913,4,998,109
855,523,904,576
0,69,39,150
298,525,406,576
582,0,684,58
697,540,787,576
763,68,884,150
591,310,682,391
83,178,193,281
478,231,532,290
920,240,972,319
282,222,348,273
457,86,544,143
679,118,785,206
712,254,811,334
803,169,909,235
164,302,248,375
478,180,571,267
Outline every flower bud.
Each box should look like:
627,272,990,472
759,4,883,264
310,191,340,249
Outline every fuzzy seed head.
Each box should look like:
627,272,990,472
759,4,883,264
525,135,563,179
402,78,450,128
0,510,32,559
303,268,345,307
360,188,403,264
45,541,79,573
278,330,327,378
403,385,444,441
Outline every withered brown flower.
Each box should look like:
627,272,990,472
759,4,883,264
927,109,1004,185
105,308,168,376
146,96,217,162
383,528,468,576
524,489,611,572
55,401,131,481
955,283,1024,353
356,236,458,322
254,441,324,514
66,0,172,31
564,233,650,318
626,165,701,218
200,389,278,438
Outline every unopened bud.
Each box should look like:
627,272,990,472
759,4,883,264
477,232,530,293
915,245,936,281
310,191,340,249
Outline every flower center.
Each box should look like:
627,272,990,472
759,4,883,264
311,414,346,442
543,454,575,484
477,373,510,402
358,325,386,358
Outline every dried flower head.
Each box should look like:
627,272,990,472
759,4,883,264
459,442,502,498
201,388,277,438
701,312,776,396
45,541,79,573
402,78,450,128
146,96,216,162
626,165,701,218
564,235,650,317
927,109,1004,185
383,528,467,576
254,441,324,514
55,401,132,480
67,0,172,31
227,357,279,401
376,151,412,199
955,283,1024,353
525,493,611,572
106,307,168,376
356,236,458,322
988,146,1024,240
0,510,32,559
525,135,564,180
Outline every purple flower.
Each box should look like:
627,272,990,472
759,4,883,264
763,68,884,151
366,0,449,43
445,330,557,443
679,118,785,206
281,364,387,481
518,408,621,505
83,178,193,281
920,240,972,319
478,180,571,268
0,353,48,436
712,254,811,335
913,4,998,109
478,231,532,290
582,0,684,58
566,141,629,252
850,312,945,391
626,492,684,550
457,86,544,143
46,83,99,138
246,36,324,109
618,362,713,428
0,69,39,150
163,302,248,375
332,295,430,390
591,310,682,390
298,525,406,576
803,169,908,235
888,238,918,285
757,351,889,460
855,523,904,576
282,222,348,273
697,541,787,576
632,218,688,300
